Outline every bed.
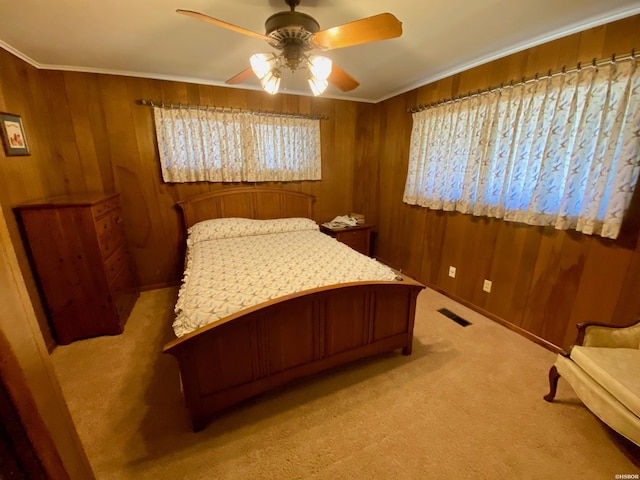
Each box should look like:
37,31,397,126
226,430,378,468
163,187,425,431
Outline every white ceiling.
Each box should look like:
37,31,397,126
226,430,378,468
1,0,639,103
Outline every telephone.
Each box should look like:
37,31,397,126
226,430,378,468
323,215,358,229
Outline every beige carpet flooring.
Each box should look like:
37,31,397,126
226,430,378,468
51,287,640,479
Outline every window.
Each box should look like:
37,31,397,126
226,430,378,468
404,58,640,239
153,107,321,183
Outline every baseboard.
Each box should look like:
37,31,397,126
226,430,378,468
374,255,563,355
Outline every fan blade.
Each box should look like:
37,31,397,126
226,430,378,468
311,13,402,50
176,9,270,42
328,65,360,92
226,67,256,85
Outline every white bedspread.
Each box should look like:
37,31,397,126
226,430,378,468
173,224,398,337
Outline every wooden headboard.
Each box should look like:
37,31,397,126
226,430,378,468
176,187,315,229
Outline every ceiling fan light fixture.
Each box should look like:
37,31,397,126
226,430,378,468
308,76,328,96
308,54,332,81
250,53,276,80
260,70,281,95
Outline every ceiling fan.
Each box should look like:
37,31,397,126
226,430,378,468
177,0,403,95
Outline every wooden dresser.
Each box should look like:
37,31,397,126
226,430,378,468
15,193,139,345
319,224,373,256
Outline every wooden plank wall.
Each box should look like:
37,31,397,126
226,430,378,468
371,15,640,350
0,49,74,349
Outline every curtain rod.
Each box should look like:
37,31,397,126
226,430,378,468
137,99,328,120
408,49,637,113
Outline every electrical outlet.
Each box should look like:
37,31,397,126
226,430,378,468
448,266,456,278
483,279,492,293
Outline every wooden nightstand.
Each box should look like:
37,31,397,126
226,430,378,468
320,224,373,256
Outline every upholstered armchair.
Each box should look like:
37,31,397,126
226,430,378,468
544,319,640,446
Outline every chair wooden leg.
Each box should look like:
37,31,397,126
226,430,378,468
543,365,561,402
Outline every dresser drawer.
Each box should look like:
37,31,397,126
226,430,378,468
95,207,124,236
321,224,372,256
92,197,120,218
335,230,368,254
104,245,129,283
96,209,125,259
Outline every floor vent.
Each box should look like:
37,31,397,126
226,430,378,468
437,308,472,327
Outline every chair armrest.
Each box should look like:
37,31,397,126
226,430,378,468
575,319,640,348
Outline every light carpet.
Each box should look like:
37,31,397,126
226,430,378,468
51,287,640,479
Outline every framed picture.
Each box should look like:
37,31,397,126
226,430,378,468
0,112,30,156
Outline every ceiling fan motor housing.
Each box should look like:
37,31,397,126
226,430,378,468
265,11,319,46
265,11,320,70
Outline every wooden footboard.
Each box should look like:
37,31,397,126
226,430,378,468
163,279,424,431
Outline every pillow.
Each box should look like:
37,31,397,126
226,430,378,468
188,217,318,244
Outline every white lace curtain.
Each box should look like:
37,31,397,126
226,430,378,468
404,58,640,239
153,107,321,183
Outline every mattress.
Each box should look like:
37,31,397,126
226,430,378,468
173,217,399,337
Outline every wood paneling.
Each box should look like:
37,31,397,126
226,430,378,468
352,103,380,224
0,49,67,350
372,15,640,350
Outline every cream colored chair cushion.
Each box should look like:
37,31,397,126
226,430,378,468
570,346,640,418
582,323,640,348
